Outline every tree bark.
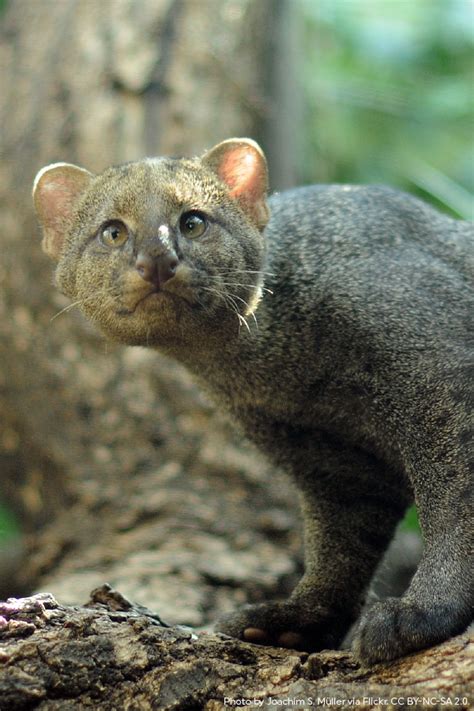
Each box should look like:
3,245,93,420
0,0,299,617
0,589,472,710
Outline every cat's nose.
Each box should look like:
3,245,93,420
136,250,179,287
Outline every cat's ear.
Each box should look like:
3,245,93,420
202,138,269,230
33,163,94,260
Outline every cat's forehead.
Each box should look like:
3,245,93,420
98,157,225,212
79,157,229,232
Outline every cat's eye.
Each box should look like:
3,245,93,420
179,211,207,239
100,220,129,248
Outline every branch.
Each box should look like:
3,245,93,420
0,588,472,709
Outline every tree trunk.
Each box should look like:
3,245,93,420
0,0,299,618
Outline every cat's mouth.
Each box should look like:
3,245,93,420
116,267,198,316
113,287,174,317
131,282,197,312
137,288,166,305
132,287,178,310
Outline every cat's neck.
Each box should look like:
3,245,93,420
158,293,272,396
163,307,262,368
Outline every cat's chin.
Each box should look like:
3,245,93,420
100,321,179,349
94,292,190,348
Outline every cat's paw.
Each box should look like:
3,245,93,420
215,600,347,652
352,597,462,665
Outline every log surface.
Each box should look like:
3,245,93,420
0,590,472,710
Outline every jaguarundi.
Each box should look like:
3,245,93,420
33,138,473,663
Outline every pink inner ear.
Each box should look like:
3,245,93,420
220,148,261,199
34,164,93,259
42,180,72,227
36,171,88,231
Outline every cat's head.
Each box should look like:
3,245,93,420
33,139,269,348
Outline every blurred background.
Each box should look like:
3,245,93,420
298,0,473,218
0,0,471,612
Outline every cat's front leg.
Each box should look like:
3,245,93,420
216,444,408,652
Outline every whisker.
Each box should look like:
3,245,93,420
210,268,275,278
224,292,259,330
202,286,251,335
207,278,259,289
216,281,273,297
205,277,273,297
202,285,259,334
50,300,83,322
237,313,251,333
49,285,119,323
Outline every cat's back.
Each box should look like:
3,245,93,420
263,184,473,355
267,183,472,275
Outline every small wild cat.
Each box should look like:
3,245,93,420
33,138,473,664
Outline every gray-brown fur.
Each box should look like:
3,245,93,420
33,139,473,664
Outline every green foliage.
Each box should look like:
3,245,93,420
400,505,420,533
297,0,473,217
0,501,19,542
